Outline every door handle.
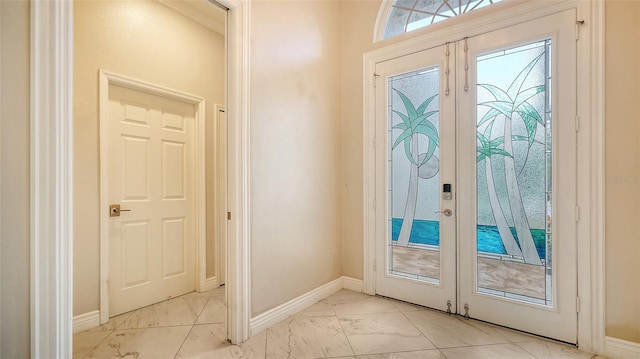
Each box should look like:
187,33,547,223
110,204,131,217
443,209,453,217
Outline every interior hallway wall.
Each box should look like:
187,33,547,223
0,0,31,356
339,0,411,281
340,0,380,280
604,0,640,344
250,0,344,316
74,0,225,316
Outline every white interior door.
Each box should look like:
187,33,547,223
108,84,196,316
374,45,457,312
374,10,577,342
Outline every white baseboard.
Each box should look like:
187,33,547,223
606,336,640,359
202,277,218,292
73,310,100,333
341,276,363,292
249,276,364,336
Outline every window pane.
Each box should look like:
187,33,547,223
384,0,503,39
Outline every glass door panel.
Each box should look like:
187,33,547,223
375,45,457,311
457,9,577,343
475,40,552,305
388,66,441,284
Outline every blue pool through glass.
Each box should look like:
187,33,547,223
391,218,546,260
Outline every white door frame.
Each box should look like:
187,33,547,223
98,70,207,323
215,104,228,286
364,0,605,353
30,0,251,356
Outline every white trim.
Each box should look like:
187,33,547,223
0,5,4,355
98,70,207,323
365,0,605,352
342,276,364,293
249,277,345,336
576,0,606,354
220,0,252,344
203,277,219,292
30,1,74,358
605,337,640,359
215,104,228,286
373,0,392,43
363,52,377,296
73,311,100,334
0,3,2,351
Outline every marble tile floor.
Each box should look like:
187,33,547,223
74,288,605,359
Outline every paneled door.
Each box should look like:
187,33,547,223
108,84,196,316
374,10,577,342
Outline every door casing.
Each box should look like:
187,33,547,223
98,70,207,323
364,0,605,352
372,12,577,341
215,104,228,286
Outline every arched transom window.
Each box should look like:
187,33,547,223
382,0,503,40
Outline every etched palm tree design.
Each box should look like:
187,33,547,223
476,122,523,257
392,89,439,247
477,51,546,265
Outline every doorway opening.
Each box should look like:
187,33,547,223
74,0,231,341
367,8,578,344
30,0,252,354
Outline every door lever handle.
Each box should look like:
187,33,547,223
110,204,131,217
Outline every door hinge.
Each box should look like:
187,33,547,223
373,73,380,87
373,260,377,271
373,198,376,210
576,296,581,313
575,115,580,132
575,205,580,222
227,211,232,220
372,137,377,149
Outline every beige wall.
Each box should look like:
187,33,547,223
341,0,416,279
340,0,430,280
74,0,225,315
605,0,640,344
250,1,344,316
340,0,380,279
0,0,31,356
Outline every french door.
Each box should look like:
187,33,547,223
373,10,577,343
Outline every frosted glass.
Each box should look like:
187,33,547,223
387,66,441,284
384,0,503,39
475,40,553,306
